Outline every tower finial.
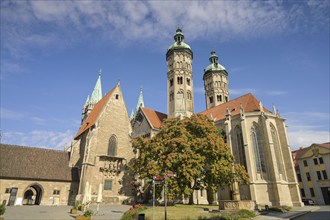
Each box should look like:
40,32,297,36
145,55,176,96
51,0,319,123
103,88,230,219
99,68,102,76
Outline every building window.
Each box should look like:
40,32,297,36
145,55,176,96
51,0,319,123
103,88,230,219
53,190,60,195
317,171,322,180
5,188,11,193
225,96,228,102
251,124,266,174
270,124,284,176
300,188,305,197
313,158,318,165
177,76,183,84
303,160,308,167
187,91,192,100
310,188,315,197
297,173,302,182
104,180,113,190
170,79,173,87
115,94,119,99
209,96,214,104
234,126,247,169
322,170,328,179
217,95,222,102
306,172,311,181
319,157,324,164
108,135,117,156
187,78,190,86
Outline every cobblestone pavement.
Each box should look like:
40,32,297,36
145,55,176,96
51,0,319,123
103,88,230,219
2,204,131,220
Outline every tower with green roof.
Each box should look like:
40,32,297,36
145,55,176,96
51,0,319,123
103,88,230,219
81,69,103,124
203,50,229,109
166,28,194,118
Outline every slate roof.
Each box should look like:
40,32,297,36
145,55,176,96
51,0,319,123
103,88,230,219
199,93,271,122
142,107,167,129
0,144,79,182
75,87,116,139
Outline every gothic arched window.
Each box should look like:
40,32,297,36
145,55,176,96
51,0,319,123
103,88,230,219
270,123,284,177
108,135,117,156
250,124,266,174
234,126,247,169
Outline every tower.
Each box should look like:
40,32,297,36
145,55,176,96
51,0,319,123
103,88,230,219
203,50,229,109
81,69,103,124
166,28,194,119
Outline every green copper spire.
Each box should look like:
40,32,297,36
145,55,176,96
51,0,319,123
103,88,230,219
90,69,103,104
135,87,144,113
166,28,193,59
130,87,145,120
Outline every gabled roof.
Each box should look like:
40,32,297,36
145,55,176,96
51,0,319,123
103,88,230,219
142,107,167,129
292,142,330,163
199,93,271,122
75,86,116,139
0,144,79,182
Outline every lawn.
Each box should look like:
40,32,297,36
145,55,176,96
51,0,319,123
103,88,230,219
139,204,225,220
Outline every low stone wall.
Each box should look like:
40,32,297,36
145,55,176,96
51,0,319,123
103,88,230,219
219,200,255,210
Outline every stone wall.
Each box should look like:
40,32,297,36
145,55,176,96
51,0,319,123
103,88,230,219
0,179,78,206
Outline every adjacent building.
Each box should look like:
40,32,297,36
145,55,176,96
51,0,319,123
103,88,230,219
292,142,330,205
0,144,79,206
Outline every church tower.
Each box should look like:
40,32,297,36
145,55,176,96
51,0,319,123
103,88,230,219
203,50,229,109
166,28,194,119
81,69,103,124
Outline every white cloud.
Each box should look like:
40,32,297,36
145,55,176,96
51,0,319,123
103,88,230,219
0,107,25,120
229,88,257,95
2,130,74,150
288,130,329,150
2,1,329,58
283,111,330,149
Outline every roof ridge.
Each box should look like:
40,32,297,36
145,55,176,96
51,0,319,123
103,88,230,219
0,143,66,152
74,84,118,139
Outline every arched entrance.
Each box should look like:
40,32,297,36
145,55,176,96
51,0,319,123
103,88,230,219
23,184,43,205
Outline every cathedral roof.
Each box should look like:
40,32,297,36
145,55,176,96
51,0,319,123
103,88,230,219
0,144,79,182
75,86,116,139
142,107,167,129
199,93,271,122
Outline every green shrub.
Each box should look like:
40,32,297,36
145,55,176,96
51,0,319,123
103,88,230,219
269,206,291,213
0,204,5,216
83,210,93,217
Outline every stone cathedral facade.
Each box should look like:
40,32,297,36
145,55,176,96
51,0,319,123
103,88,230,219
0,29,302,208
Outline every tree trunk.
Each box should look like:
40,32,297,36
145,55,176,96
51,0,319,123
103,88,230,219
188,193,194,204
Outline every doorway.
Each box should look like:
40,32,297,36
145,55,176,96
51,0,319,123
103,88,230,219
23,184,43,205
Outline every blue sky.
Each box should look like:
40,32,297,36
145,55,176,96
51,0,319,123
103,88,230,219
1,0,329,150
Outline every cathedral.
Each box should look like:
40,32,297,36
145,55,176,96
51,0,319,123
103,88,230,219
0,29,302,208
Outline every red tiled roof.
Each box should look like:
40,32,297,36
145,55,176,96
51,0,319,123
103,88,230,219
142,107,167,129
199,93,271,122
318,142,330,148
75,87,116,139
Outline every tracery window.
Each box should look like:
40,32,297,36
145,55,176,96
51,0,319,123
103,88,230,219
250,124,266,174
108,135,117,156
234,126,247,169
